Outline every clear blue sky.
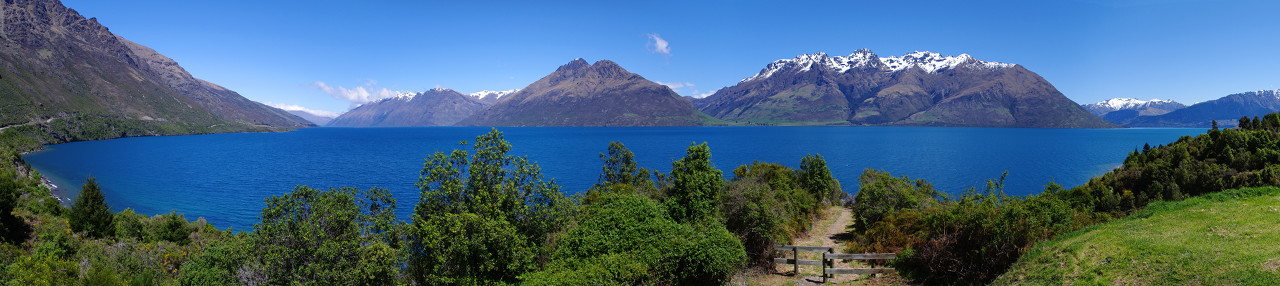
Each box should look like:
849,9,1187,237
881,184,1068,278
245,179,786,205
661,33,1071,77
63,0,1280,116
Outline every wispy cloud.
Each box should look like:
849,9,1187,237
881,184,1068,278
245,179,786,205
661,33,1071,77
691,90,715,99
647,33,671,55
310,81,408,109
657,81,693,89
266,102,341,118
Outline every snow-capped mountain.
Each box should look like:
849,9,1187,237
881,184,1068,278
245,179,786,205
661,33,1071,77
327,88,487,127
469,89,520,104
695,49,1114,128
1124,90,1280,127
1082,98,1186,117
740,50,1015,83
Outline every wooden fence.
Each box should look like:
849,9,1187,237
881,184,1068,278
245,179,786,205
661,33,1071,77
773,245,895,283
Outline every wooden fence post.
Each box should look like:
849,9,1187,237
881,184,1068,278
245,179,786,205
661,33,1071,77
793,246,799,275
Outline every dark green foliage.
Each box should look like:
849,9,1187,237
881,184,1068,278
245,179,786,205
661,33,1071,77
527,192,745,285
152,211,192,245
112,209,146,242
0,169,26,244
798,154,842,204
719,161,824,268
665,142,723,223
849,174,1095,285
408,129,573,284
251,186,400,285
69,178,114,238
583,141,659,205
850,169,941,231
177,235,251,285
1068,116,1280,215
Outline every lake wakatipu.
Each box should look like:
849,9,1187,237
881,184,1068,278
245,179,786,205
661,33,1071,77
22,126,1204,231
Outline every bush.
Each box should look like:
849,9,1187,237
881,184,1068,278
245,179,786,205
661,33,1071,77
151,211,191,246
666,142,723,223
850,169,941,231
719,161,821,268
69,178,114,238
531,192,745,285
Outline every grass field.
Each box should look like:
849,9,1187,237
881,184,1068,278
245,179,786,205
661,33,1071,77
995,187,1280,285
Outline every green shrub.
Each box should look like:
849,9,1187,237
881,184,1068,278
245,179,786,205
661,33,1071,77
666,142,723,224
536,192,744,285
113,208,147,242
850,169,941,231
150,211,191,245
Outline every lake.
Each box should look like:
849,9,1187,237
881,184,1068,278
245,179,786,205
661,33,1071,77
22,126,1204,231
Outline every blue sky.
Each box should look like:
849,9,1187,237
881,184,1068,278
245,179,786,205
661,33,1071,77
63,0,1280,116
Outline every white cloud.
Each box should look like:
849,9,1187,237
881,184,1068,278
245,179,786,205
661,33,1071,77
266,102,341,118
692,91,715,99
647,33,670,55
311,81,409,109
657,81,694,89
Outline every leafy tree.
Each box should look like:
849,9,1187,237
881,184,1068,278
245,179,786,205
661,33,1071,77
665,142,723,223
407,129,573,284
112,208,147,241
0,171,27,244
69,178,114,238
251,186,400,285
584,141,657,204
798,154,842,204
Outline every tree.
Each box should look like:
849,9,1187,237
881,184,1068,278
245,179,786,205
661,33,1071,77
407,129,573,284
798,154,841,204
1239,116,1252,129
251,186,400,285
68,177,113,238
594,141,654,191
665,142,723,224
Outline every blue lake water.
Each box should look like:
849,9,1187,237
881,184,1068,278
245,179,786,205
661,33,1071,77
22,126,1203,231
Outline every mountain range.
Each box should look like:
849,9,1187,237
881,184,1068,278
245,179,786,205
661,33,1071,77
338,51,1119,128
1119,90,1280,127
1082,98,1186,126
693,50,1116,128
327,88,487,127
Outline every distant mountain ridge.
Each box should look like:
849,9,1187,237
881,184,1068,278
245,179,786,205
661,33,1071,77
1124,90,1280,128
695,50,1115,128
456,59,712,127
328,88,486,127
1083,98,1186,117
0,0,312,140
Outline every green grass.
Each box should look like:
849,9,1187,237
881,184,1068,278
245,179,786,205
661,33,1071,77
995,187,1280,285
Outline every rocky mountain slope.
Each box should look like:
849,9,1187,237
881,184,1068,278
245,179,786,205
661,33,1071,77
327,88,487,127
457,59,712,127
695,50,1116,128
1125,90,1280,127
0,0,312,137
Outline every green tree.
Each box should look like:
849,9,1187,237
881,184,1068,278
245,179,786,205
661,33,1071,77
68,178,114,238
151,210,191,245
665,142,723,223
0,172,27,244
851,169,941,231
407,129,573,284
251,186,400,285
584,141,657,204
798,154,842,204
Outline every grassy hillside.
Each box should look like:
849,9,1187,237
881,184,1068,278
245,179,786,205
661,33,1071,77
996,187,1280,285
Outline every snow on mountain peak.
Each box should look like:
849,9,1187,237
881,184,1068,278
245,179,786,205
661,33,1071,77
741,50,1014,83
1092,98,1176,111
469,89,520,100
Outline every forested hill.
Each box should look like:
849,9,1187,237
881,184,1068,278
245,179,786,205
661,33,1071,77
0,0,313,151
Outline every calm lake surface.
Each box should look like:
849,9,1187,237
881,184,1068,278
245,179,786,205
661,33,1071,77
23,126,1203,230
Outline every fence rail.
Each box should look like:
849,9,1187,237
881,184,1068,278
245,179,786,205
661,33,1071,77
774,244,895,283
